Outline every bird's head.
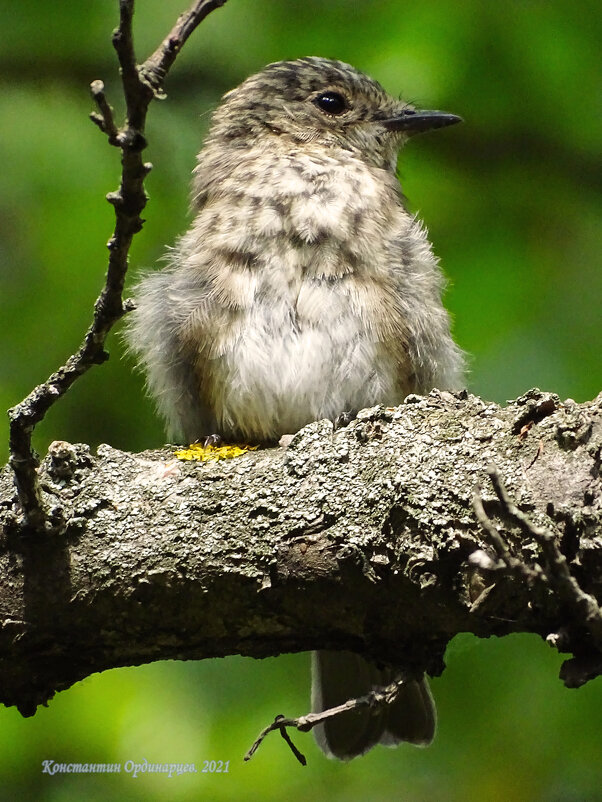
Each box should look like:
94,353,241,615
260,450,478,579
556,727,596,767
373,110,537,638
207,56,461,171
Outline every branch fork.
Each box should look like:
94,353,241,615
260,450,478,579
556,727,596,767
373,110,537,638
473,465,602,686
6,0,229,532
245,676,409,765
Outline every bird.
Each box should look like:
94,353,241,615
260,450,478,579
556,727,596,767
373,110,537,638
126,56,465,759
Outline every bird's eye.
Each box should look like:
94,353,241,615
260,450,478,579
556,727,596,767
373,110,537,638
313,91,348,116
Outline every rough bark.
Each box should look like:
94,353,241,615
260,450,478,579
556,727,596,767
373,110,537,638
1,388,601,717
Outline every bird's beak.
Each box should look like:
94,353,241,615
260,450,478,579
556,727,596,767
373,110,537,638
381,109,463,135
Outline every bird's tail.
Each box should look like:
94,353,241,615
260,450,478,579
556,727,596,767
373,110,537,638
311,650,436,760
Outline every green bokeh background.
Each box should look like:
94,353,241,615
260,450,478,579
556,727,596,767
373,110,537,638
1,1,601,799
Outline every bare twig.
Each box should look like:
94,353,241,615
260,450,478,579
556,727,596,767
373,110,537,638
112,0,144,120
245,677,407,763
274,716,307,766
142,0,229,94
471,483,539,583
473,466,602,685
89,80,119,143
486,466,602,645
474,465,602,653
6,0,229,531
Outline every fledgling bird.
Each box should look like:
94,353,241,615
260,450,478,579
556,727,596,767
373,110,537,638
126,57,465,759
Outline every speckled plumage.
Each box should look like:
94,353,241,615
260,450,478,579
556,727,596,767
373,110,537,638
127,57,463,444
126,56,465,759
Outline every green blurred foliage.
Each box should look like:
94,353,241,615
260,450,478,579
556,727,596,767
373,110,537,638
0,0,601,799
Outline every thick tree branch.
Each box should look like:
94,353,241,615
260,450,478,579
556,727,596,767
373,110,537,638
1,389,601,718
6,0,228,531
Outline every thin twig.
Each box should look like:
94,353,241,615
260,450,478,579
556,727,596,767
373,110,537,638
275,715,307,766
6,0,228,531
142,0,229,94
471,484,538,583
486,466,602,644
112,0,154,131
245,677,406,763
89,80,119,144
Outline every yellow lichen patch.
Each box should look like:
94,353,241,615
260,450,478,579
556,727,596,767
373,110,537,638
174,443,259,461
